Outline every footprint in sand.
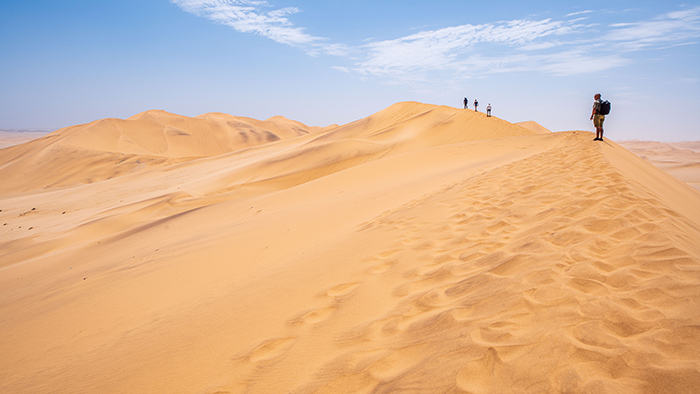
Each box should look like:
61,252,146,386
246,337,297,363
326,282,361,298
455,347,501,393
376,249,403,259
367,261,395,275
295,307,337,325
363,248,404,275
289,283,362,326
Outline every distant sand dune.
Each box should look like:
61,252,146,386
0,131,51,149
515,120,552,134
1,102,699,393
618,140,700,191
0,110,326,193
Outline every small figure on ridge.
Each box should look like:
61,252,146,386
590,93,610,141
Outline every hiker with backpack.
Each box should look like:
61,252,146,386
590,93,610,141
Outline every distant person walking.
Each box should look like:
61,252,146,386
590,93,605,141
464,97,468,109
473,99,478,112
486,104,492,117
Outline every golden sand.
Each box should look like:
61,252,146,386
1,102,699,393
618,140,700,191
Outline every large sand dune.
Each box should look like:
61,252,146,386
1,102,699,393
0,110,326,193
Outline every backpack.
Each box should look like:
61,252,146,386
599,100,611,115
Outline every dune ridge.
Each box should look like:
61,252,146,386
515,120,552,134
1,102,699,393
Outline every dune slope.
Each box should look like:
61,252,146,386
515,120,552,134
0,110,325,193
1,102,699,394
618,140,700,191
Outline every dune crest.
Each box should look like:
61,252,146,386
516,120,552,134
1,102,699,393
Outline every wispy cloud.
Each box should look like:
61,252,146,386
171,2,700,80
171,0,350,55
353,19,582,77
351,7,700,80
566,10,594,17
607,7,700,50
172,0,315,45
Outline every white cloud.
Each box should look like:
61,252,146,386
352,19,584,77
172,0,353,56
349,7,700,81
171,0,320,46
566,10,594,17
171,2,700,81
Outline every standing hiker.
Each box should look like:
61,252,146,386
473,99,478,112
464,97,468,109
590,93,607,141
486,104,492,117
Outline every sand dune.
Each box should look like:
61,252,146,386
618,140,700,191
1,102,699,393
515,121,552,134
0,111,325,193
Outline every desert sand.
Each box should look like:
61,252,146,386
515,121,553,135
1,102,699,393
618,140,700,192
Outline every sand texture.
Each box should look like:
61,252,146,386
618,140,700,191
1,102,700,393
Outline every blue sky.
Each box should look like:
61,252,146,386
1,1,699,141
